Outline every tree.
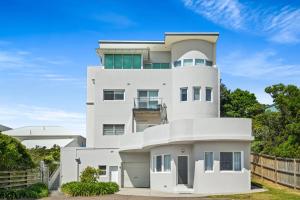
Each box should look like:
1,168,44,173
223,88,265,118
0,133,35,170
220,80,231,117
80,166,101,183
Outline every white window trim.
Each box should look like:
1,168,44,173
205,87,213,102
103,89,125,101
152,154,172,173
193,86,201,101
103,124,125,136
204,152,214,173
180,87,188,102
219,151,244,173
99,165,107,177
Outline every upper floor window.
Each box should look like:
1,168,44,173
205,60,213,66
193,87,201,101
220,152,242,171
183,59,193,66
174,60,181,67
103,124,125,135
205,87,212,102
195,59,205,66
104,54,141,69
180,87,188,101
137,90,159,109
145,63,170,69
103,90,125,100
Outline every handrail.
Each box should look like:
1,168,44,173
133,97,162,109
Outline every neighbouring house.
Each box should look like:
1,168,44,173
0,124,12,132
60,32,253,194
2,126,86,148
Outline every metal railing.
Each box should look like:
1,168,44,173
133,97,162,109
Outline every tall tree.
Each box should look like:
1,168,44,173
220,80,231,117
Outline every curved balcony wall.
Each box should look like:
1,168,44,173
120,118,252,151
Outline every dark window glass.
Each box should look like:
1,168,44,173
206,60,213,66
180,88,188,101
220,152,233,171
104,54,114,69
123,54,132,69
174,60,181,67
195,59,205,65
206,88,212,102
104,91,114,100
99,165,107,175
156,156,162,172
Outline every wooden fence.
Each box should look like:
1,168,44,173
251,153,300,189
0,169,41,189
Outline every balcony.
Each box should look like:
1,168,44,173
133,97,162,110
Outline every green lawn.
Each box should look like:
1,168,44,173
209,177,300,200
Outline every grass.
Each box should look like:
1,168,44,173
208,177,300,200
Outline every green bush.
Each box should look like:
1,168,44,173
80,166,100,183
61,181,119,196
0,183,48,199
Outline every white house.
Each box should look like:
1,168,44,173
60,32,253,194
3,126,86,148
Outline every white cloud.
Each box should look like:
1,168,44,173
183,0,244,30
0,104,85,135
220,49,300,79
183,0,300,44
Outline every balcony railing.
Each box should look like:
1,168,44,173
133,97,162,110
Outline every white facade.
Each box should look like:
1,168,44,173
61,32,253,194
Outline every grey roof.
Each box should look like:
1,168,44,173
0,124,12,132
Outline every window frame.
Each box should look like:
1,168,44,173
152,154,171,173
183,59,193,67
193,86,201,101
219,151,243,172
180,87,188,102
204,152,214,172
98,165,107,176
195,58,205,66
103,124,125,135
103,89,125,101
205,87,213,102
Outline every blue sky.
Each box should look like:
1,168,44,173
0,0,299,135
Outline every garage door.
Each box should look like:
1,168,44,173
122,162,150,188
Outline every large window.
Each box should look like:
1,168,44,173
145,63,170,69
204,152,213,171
152,154,171,172
103,124,125,135
103,90,125,100
137,90,159,109
180,88,188,101
220,152,242,171
205,88,212,102
104,54,141,69
193,87,201,101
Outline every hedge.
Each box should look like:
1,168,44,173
61,181,119,196
0,183,48,199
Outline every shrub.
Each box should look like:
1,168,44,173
80,166,100,183
0,133,35,170
0,183,48,199
61,181,119,196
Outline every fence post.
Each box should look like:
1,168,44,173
294,159,297,189
275,157,277,184
261,155,264,180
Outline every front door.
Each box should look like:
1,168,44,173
109,166,119,183
177,156,188,185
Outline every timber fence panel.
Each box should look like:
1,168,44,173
0,169,41,189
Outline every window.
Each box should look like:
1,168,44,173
153,154,171,172
137,90,159,109
144,63,170,69
183,59,193,66
205,88,212,102
220,152,242,171
195,59,205,66
193,87,201,101
103,90,125,100
156,155,162,172
104,54,142,69
174,60,181,67
206,60,213,66
99,165,107,175
164,155,171,172
103,124,125,135
204,152,213,171
180,88,188,101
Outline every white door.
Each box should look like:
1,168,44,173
109,166,119,183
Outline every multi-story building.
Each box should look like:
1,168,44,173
61,32,253,194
